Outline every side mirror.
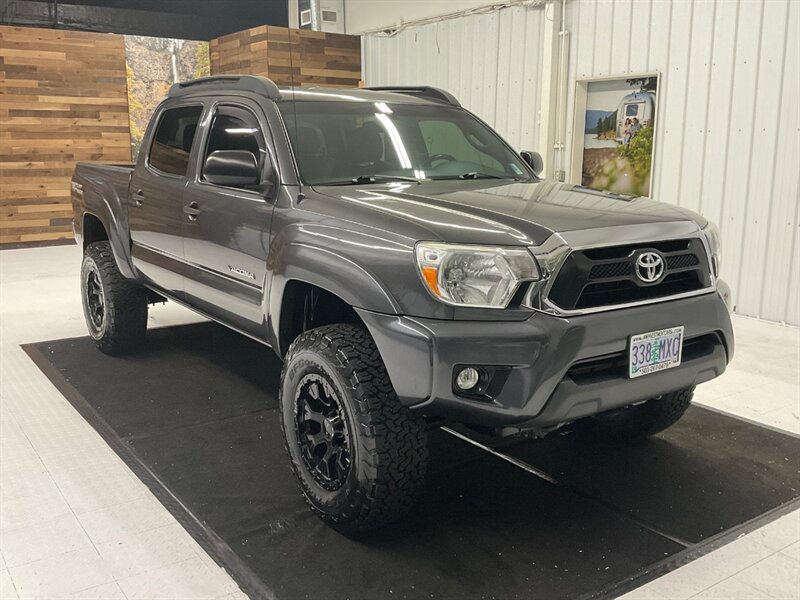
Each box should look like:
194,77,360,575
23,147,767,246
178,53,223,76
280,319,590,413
203,150,260,188
520,150,544,177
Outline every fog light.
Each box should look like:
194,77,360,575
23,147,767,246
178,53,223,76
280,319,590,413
455,367,480,391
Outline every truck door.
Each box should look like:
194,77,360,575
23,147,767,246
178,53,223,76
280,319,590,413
181,100,276,337
129,104,204,296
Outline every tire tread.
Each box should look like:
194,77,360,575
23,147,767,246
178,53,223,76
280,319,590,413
83,241,147,355
279,324,428,533
590,386,694,439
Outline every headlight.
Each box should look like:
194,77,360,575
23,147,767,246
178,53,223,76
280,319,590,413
415,243,540,308
702,221,721,276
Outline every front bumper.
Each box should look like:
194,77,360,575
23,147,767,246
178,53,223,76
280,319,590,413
357,290,734,428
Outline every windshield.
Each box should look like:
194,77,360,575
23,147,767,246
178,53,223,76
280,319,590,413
278,100,532,185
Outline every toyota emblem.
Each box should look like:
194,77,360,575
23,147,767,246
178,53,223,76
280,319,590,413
635,251,665,284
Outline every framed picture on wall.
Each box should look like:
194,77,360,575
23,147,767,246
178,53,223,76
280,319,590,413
569,74,659,197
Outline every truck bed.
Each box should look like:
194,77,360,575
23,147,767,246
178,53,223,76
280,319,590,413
72,162,134,203
74,162,135,183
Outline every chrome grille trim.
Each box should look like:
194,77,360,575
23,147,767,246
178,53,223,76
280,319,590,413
525,221,717,316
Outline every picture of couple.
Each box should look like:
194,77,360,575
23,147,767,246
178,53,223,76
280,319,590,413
580,76,658,197
621,117,642,146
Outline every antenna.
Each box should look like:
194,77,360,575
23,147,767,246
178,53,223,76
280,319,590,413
287,27,303,198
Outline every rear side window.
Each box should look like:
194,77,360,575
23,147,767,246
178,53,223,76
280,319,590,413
148,105,203,176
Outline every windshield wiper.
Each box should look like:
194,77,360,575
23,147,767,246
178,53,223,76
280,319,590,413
458,172,505,180
351,174,423,184
317,174,423,186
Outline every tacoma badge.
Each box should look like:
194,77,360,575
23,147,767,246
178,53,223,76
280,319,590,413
228,265,256,280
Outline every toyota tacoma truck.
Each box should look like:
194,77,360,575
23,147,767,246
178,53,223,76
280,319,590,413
71,75,734,533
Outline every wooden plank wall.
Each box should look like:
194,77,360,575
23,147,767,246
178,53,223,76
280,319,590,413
0,26,131,245
210,25,361,88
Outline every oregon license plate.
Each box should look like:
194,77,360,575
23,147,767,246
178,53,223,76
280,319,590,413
629,326,684,378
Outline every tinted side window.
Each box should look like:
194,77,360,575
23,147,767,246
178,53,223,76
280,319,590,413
202,106,267,188
149,106,203,176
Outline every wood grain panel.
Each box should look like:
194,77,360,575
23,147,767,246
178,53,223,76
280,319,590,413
0,26,132,245
210,25,361,88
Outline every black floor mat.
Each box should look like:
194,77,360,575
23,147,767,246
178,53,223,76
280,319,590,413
24,323,800,600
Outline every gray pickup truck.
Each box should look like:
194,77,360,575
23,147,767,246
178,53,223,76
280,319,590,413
72,75,734,533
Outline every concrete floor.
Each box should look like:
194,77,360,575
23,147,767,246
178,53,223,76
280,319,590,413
0,244,798,599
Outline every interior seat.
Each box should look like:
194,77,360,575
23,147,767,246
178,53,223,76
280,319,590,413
348,123,388,170
295,125,334,182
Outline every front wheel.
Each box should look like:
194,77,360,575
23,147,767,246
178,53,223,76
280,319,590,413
279,324,429,534
81,241,148,355
587,387,695,440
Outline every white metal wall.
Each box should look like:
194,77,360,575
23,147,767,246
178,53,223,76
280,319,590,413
563,0,799,326
344,0,504,34
363,0,799,325
363,5,548,154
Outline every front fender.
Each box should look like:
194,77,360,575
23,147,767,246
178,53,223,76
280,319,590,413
267,225,407,350
270,242,401,312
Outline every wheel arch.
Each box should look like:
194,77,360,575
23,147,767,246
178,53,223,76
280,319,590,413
268,241,401,354
82,212,109,248
273,278,367,356
80,210,136,280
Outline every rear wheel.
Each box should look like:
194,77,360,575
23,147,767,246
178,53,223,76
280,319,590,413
587,387,694,439
279,324,428,534
81,241,148,355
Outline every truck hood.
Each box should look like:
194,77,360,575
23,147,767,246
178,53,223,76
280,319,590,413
313,179,706,247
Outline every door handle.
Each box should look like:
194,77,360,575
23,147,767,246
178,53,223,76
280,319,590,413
133,189,144,207
184,201,200,221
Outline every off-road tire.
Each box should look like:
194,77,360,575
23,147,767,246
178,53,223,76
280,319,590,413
279,324,428,534
81,241,148,355
588,387,694,440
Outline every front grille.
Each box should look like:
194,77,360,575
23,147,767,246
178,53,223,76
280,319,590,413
589,262,632,279
547,238,712,311
566,333,720,385
666,253,699,269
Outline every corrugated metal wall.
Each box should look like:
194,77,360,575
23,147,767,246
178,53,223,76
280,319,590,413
564,0,799,326
363,0,799,325
363,5,547,153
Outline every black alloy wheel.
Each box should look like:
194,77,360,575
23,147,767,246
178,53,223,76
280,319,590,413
295,373,351,491
80,241,148,355
279,323,429,534
84,264,106,334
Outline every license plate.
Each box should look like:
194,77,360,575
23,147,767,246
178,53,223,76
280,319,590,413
629,326,684,378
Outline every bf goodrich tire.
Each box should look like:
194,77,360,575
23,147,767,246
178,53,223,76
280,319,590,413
589,387,695,439
81,241,148,355
279,324,429,534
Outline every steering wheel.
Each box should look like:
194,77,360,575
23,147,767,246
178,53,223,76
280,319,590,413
428,153,458,167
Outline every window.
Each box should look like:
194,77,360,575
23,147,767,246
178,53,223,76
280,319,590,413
149,105,203,176
278,101,530,185
418,120,504,172
625,103,641,117
202,105,267,189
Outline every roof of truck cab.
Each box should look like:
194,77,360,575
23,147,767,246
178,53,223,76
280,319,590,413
169,75,460,106
168,86,450,106
166,85,446,107
276,87,445,105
